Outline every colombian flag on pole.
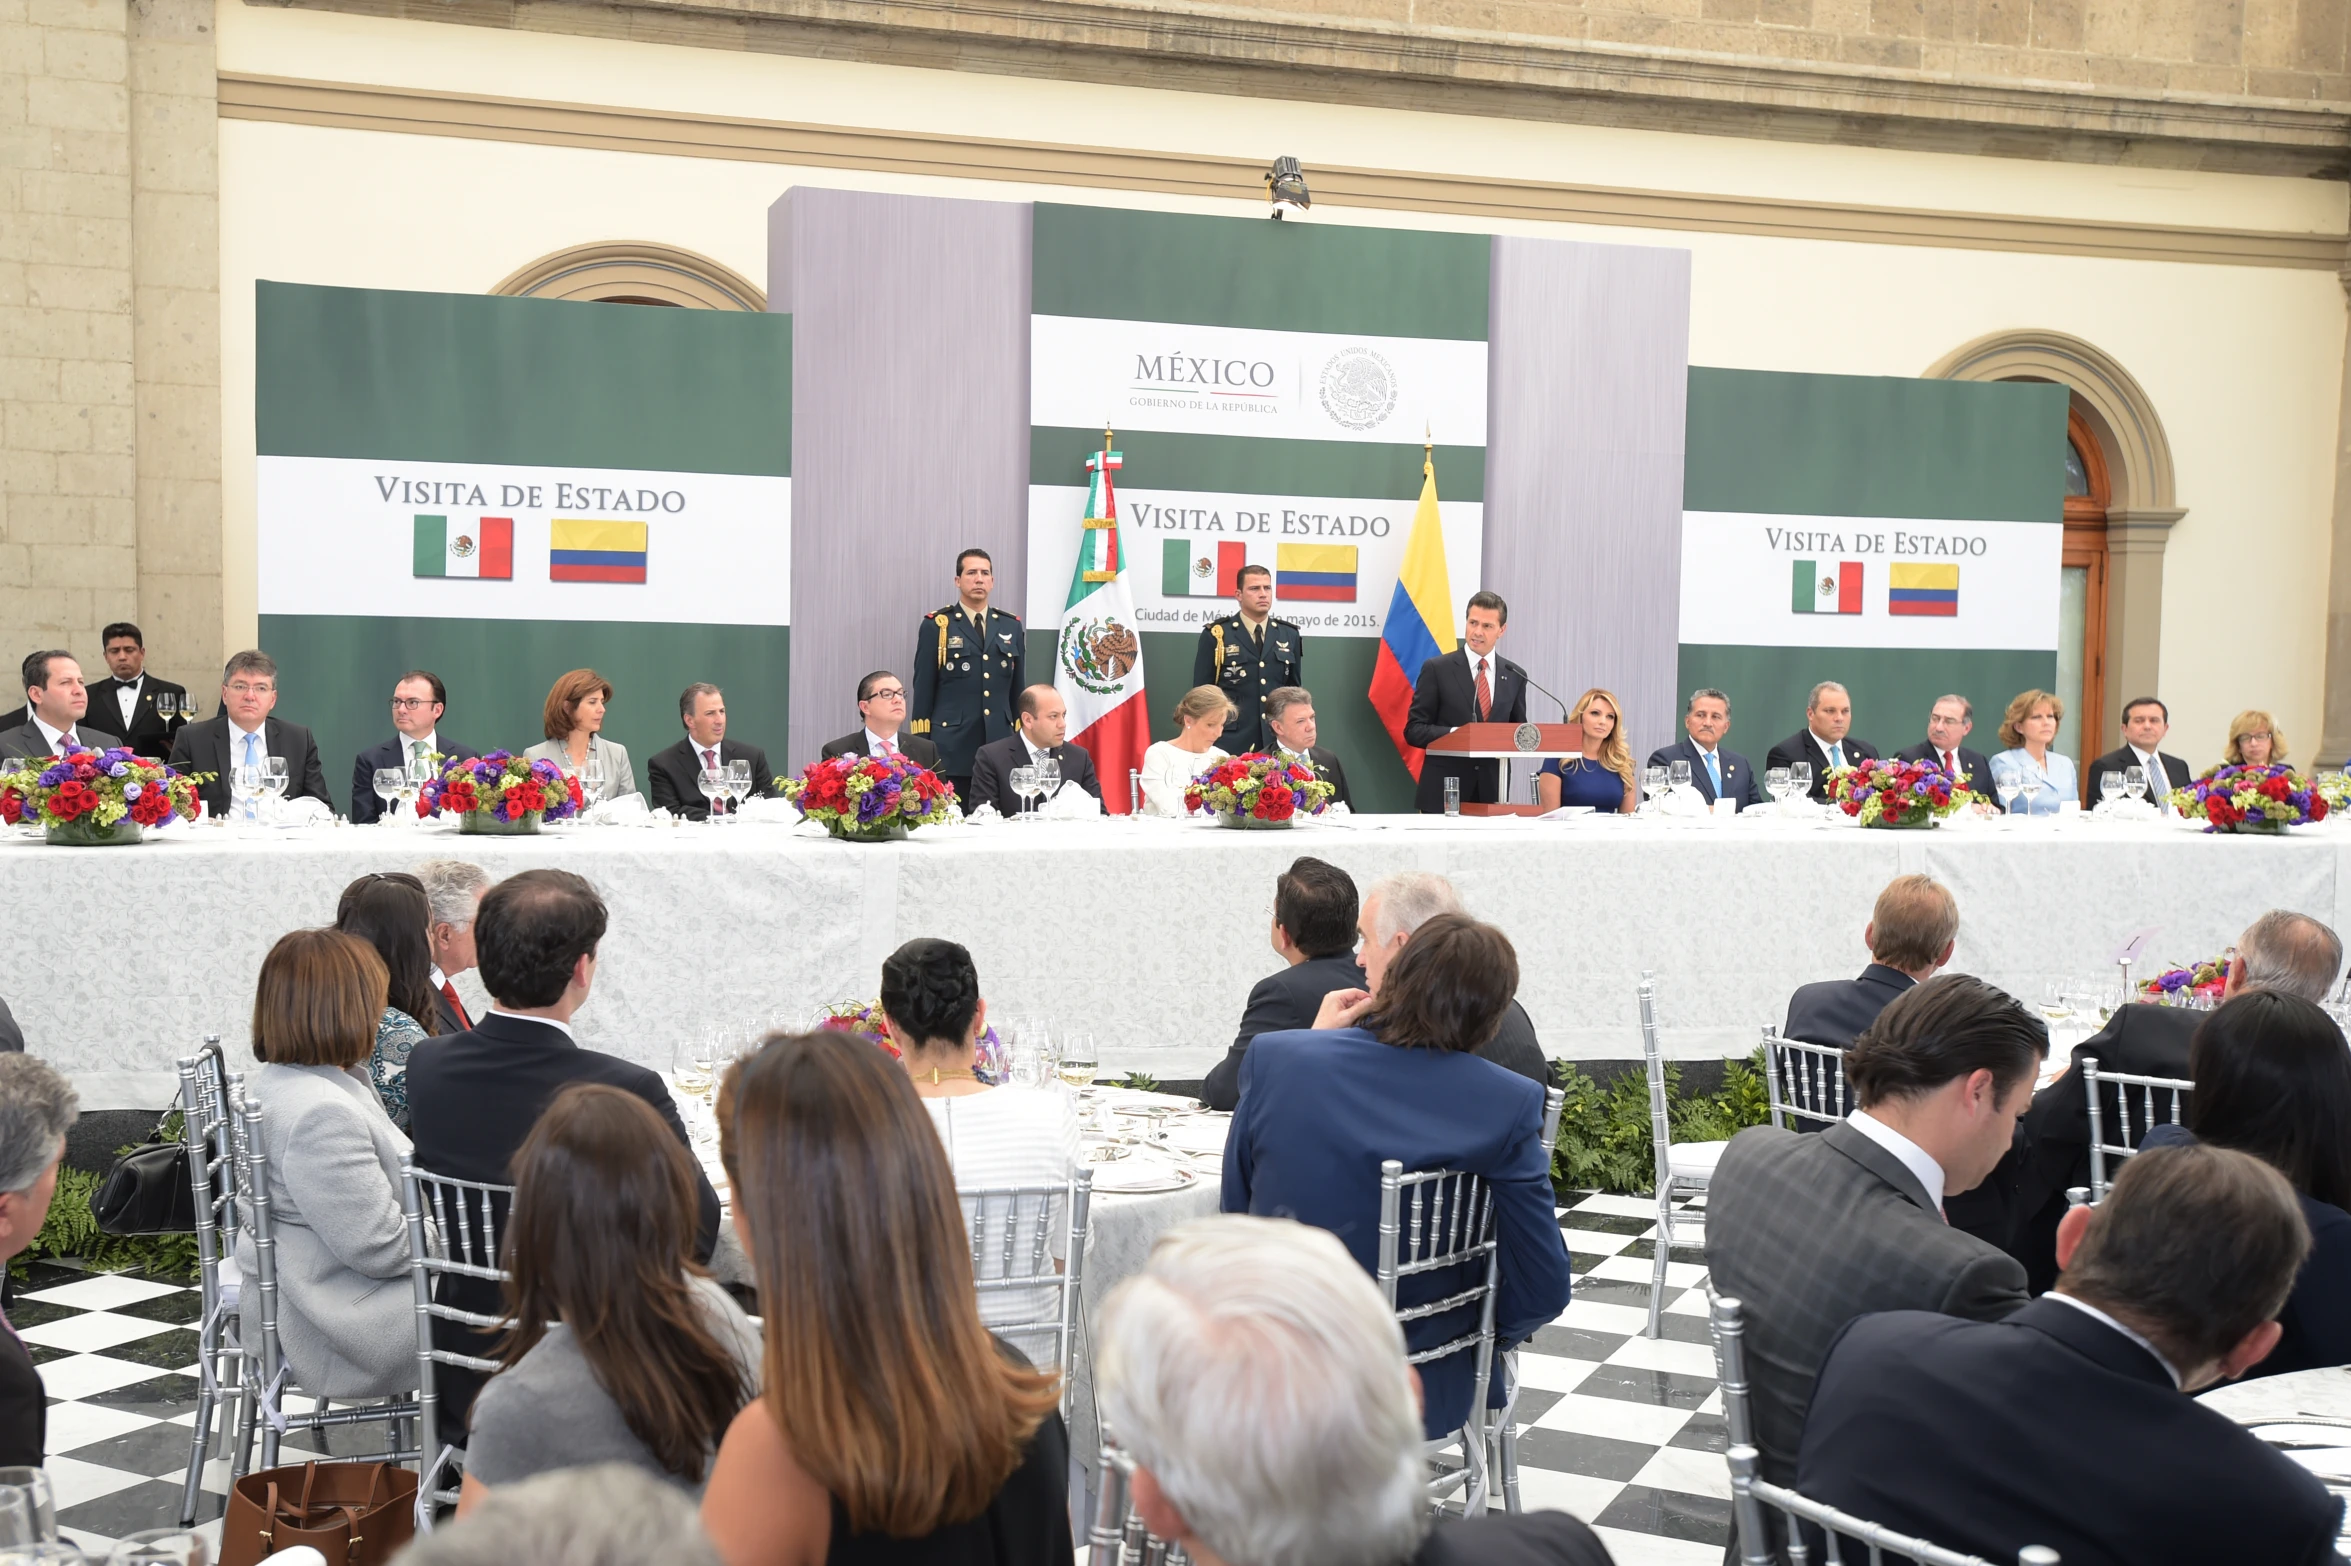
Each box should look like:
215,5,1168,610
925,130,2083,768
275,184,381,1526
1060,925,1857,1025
1369,450,1457,781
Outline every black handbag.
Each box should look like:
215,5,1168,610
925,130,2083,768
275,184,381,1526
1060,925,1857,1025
92,1043,218,1235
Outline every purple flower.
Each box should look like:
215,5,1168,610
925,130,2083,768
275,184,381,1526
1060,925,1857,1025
122,781,142,800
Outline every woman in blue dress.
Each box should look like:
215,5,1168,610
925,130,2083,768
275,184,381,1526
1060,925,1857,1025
1989,688,2079,816
1536,687,1640,813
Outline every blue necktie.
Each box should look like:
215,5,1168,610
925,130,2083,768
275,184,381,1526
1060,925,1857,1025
1829,742,1845,770
243,732,259,769
1705,750,1722,799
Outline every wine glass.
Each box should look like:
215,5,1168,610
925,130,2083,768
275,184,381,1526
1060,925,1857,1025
0,1493,32,1552
1765,766,1791,805
2098,771,2124,808
0,1471,54,1543
1668,759,1692,792
581,755,605,810
2123,765,2149,803
1058,1032,1099,1094
1789,761,1813,799
2016,769,2045,816
726,759,753,820
1008,765,1040,820
230,763,261,824
697,768,726,824
1640,765,1667,813
1991,759,2023,815
1036,755,1062,803
106,1529,207,1565
371,768,404,823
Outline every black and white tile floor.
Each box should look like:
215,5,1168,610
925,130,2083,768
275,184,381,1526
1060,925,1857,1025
15,1191,1724,1563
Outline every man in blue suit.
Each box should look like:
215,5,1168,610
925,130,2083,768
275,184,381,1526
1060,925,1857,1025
1221,912,1572,1442
351,670,473,824
1646,687,1763,811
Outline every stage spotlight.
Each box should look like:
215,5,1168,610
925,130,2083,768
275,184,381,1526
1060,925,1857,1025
1266,156,1311,219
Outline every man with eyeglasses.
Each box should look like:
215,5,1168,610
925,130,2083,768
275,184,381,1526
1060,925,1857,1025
647,682,781,821
167,649,332,818
820,670,942,768
351,670,475,825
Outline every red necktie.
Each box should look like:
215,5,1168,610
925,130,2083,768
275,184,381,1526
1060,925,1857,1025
1475,659,1491,721
1944,750,1957,776
440,980,470,1030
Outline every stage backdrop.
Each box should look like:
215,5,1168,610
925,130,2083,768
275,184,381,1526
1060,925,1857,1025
255,283,792,809
1677,368,2069,766
1023,205,1488,815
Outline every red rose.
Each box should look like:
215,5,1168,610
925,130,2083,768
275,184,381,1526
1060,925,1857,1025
2261,777,2290,801
1839,799,1860,816
2208,797,2238,826
510,783,547,813
50,782,94,821
130,788,170,826
1183,788,1203,814
0,791,19,825
566,776,586,809
2315,797,2331,822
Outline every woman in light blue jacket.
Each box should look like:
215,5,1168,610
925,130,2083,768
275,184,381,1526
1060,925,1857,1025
1990,688,2079,816
236,929,419,1399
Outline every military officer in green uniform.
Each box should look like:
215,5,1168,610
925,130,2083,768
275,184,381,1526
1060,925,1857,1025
911,548,1025,804
1191,563,1302,755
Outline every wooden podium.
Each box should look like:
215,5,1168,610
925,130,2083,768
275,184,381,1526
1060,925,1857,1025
1423,722,1586,817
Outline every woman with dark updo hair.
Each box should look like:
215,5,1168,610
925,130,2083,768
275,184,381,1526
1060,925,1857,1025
878,938,1079,1329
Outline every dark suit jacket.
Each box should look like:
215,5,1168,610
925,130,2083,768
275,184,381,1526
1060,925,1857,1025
1221,1026,1571,1440
349,734,477,824
1893,739,2004,811
1645,736,1763,811
430,982,470,1037
404,1010,721,1439
819,729,942,769
1799,1298,2342,1566
1784,965,1915,1051
1404,648,1529,813
1764,730,1881,803
1705,1120,2030,1485
1281,744,1352,810
1410,1511,1614,1566
1201,953,1369,1110
0,721,123,763
2084,745,2192,806
967,733,1102,818
645,737,780,820
83,675,188,761
167,714,332,817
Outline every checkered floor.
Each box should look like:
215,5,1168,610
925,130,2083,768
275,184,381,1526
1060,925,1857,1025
15,1191,1724,1562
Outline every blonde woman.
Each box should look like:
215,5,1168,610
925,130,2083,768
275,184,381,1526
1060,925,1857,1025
1137,686,1235,818
1990,689,2076,815
2221,710,2288,769
1536,688,1638,813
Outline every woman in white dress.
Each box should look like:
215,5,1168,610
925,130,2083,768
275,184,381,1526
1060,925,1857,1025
1137,685,1237,818
1989,688,2078,816
521,667,638,803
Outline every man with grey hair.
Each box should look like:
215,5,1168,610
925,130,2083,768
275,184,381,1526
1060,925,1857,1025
1766,680,1879,804
1646,686,1761,811
1099,1215,1609,1566
390,1463,718,1566
0,1055,77,1465
1313,872,1550,1089
1896,693,2001,807
167,648,330,817
417,859,494,1034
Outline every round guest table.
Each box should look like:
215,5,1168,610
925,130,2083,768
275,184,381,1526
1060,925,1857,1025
7,807,2341,1107
2198,1367,2351,1554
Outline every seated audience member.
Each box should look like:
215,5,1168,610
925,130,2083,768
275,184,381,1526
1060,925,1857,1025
1893,693,2001,808
2215,707,2287,770
1200,858,1369,1110
877,938,1080,1332
2005,909,2344,1290
1796,1145,2341,1566
167,650,332,817
1338,872,1550,1090
237,928,419,1399
334,870,444,1132
1989,688,2076,815
1100,1215,1613,1566
1647,687,1761,812
701,1031,1072,1566
1766,682,1878,804
648,683,778,820
0,649,119,762
0,1055,75,1466
2135,991,2351,1378
2084,695,2192,803
819,671,941,767
352,670,473,824
1137,685,1234,818
1706,975,2035,1495
0,999,18,1054
85,621,188,761
1266,686,1353,810
460,1085,759,1508
1537,688,1638,813
1221,914,1572,1442
418,858,493,1034
396,1463,721,1566
968,684,1102,817
522,669,637,804
1783,875,1957,1051
406,869,719,1441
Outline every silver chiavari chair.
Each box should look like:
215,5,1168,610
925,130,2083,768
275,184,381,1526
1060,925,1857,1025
1763,1026,1854,1131
955,1168,1094,1417
175,1042,255,1523
400,1159,516,1532
1641,975,1720,1339
232,1091,420,1478
1376,1158,1500,1515
2081,1062,2192,1202
1088,1437,1192,1566
1490,1084,1567,1514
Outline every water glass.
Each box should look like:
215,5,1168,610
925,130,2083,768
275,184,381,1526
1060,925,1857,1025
2098,771,2124,806
105,1530,208,1566
726,759,753,818
1641,765,1668,811
230,764,262,823
0,1470,55,1544
1668,759,1691,791
1789,761,1813,797
1765,766,1791,804
697,768,726,822
2123,765,2149,802
1036,756,1061,802
0,1488,31,1548
1008,765,1039,820
1442,776,1460,817
0,1546,85,1564
371,768,404,821
581,756,605,808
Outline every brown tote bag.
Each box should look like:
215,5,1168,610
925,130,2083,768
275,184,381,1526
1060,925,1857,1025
219,1460,417,1566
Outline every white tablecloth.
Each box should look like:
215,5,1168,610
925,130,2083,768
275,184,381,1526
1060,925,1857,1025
10,809,2344,1107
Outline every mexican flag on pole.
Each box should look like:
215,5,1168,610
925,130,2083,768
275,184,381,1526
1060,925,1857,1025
1054,435,1150,814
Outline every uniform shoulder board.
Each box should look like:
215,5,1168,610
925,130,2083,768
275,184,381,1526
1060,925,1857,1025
1211,621,1227,675
932,611,950,667
1273,616,1299,630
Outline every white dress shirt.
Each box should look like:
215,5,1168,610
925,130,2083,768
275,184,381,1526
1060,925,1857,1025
1846,1108,1947,1215
1808,729,1849,771
227,718,268,771
863,728,901,758
487,1008,575,1043
32,715,82,755
2043,1291,2184,1387
395,731,438,771
114,675,142,729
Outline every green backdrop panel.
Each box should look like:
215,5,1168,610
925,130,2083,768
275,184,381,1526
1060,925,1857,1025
260,614,790,812
1676,644,2060,771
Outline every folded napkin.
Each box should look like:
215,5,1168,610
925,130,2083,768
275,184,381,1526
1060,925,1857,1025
271,797,337,828
1660,785,1711,819
1037,785,1103,820
586,793,651,827
735,796,801,825
965,801,1005,824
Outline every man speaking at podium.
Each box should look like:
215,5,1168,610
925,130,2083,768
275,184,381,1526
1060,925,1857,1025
1404,592,1527,813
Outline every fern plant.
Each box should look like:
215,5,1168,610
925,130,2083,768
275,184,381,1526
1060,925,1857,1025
1549,1047,1771,1196
10,1167,199,1281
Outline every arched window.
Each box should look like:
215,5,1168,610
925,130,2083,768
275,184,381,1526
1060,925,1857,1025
490,243,766,311
2059,408,2111,773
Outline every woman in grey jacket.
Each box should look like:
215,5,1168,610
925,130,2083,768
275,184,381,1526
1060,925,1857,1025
520,668,637,804
236,928,420,1399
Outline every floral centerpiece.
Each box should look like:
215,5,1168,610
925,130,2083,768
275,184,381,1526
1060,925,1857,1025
1184,753,1335,830
1827,757,1974,828
816,999,1008,1084
2170,763,2328,835
2138,954,2230,1003
781,752,957,842
0,746,204,846
417,751,586,836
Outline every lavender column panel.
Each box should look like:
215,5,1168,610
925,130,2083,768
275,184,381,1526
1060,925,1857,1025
1484,238,1691,757
774,187,1032,771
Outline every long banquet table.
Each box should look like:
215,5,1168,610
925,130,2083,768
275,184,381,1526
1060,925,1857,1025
9,808,2345,1107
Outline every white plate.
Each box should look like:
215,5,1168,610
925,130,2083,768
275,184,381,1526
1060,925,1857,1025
1089,1163,1199,1195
